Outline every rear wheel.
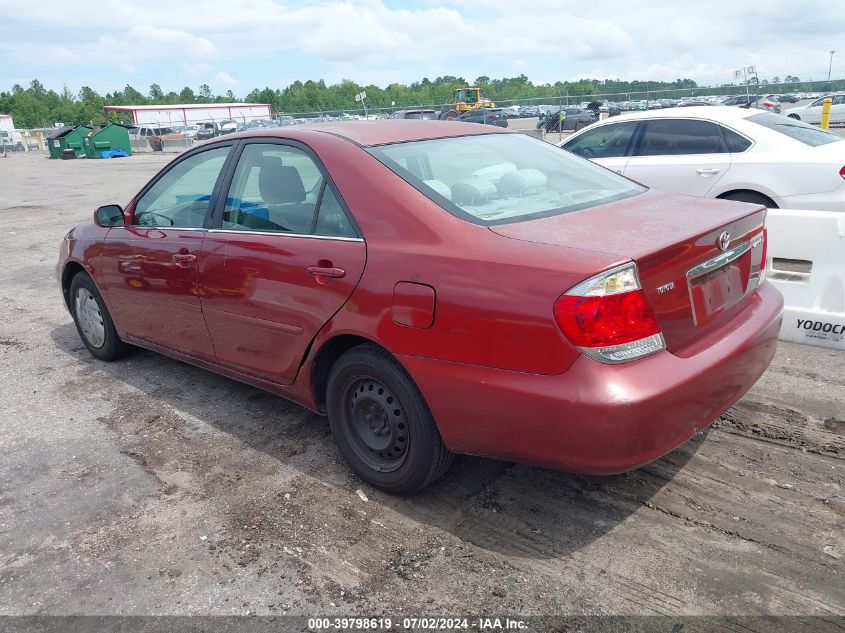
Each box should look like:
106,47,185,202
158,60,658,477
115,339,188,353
440,110,460,121
326,345,453,494
719,191,778,208
69,273,131,361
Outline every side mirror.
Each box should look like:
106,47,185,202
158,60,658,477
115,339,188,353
94,204,125,227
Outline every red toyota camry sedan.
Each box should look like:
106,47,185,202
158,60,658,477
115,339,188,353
58,121,783,493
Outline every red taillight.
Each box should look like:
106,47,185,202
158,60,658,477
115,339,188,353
554,263,665,363
555,291,660,347
839,165,845,180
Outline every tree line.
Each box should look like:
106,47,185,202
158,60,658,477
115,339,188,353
2,74,842,129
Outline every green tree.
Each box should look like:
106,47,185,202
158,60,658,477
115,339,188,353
149,83,164,101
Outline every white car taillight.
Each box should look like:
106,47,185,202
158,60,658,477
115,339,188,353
554,263,666,364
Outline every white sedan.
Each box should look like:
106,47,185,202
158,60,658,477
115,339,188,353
786,94,845,125
560,106,845,211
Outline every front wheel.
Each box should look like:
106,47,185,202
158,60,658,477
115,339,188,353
69,273,131,361
326,345,453,494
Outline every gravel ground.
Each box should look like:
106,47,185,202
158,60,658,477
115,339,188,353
0,152,842,622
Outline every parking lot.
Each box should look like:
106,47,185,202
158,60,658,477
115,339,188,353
0,152,843,620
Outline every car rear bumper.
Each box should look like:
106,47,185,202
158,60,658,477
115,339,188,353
781,185,845,212
401,282,783,475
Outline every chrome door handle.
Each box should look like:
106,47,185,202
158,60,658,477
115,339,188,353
307,266,345,279
696,168,721,175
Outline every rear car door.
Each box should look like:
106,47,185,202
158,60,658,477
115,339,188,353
623,118,732,197
199,140,366,385
562,120,639,174
831,95,845,123
101,143,234,359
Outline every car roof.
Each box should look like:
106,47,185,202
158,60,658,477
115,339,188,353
223,120,510,147
604,106,759,123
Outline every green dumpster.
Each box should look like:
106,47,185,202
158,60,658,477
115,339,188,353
46,125,92,159
83,123,132,158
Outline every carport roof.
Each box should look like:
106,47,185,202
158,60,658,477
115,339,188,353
103,103,271,111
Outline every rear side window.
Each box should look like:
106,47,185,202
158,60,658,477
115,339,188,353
637,119,726,156
720,126,752,152
564,121,638,159
747,112,841,147
221,143,356,236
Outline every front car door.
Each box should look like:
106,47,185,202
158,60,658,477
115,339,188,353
199,140,366,385
562,120,639,174
622,118,732,197
101,143,234,359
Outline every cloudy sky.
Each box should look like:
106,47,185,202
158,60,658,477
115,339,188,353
1,0,842,95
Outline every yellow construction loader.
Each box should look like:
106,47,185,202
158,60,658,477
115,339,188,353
439,87,496,120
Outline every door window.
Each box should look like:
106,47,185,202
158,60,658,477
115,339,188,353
222,143,356,237
638,119,726,156
134,146,230,227
564,121,638,158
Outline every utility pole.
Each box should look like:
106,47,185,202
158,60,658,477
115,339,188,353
829,50,836,85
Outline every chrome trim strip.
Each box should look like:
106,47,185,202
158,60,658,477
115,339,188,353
686,241,750,280
207,229,364,242
111,226,208,232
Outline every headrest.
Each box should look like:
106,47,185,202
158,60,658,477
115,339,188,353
451,178,497,205
258,157,306,204
424,179,452,201
497,169,547,195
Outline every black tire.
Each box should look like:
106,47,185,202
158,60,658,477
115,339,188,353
69,272,131,361
720,191,778,208
440,110,459,121
326,345,453,494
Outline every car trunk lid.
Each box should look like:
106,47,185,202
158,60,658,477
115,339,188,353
489,190,767,352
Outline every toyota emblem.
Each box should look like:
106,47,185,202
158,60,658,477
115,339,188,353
717,231,731,252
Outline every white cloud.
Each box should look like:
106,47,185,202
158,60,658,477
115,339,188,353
1,0,843,90
213,71,238,88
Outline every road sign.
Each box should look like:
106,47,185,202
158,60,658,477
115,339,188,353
355,92,367,103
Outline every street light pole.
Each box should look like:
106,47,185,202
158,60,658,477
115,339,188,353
829,50,836,84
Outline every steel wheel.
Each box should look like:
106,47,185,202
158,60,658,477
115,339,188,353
326,345,453,493
74,287,105,348
344,377,409,472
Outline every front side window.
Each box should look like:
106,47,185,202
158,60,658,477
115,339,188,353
368,133,645,226
222,143,356,237
134,146,230,227
564,121,638,159
637,119,726,156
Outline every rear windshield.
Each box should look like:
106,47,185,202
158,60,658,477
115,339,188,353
367,133,645,225
748,112,842,147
